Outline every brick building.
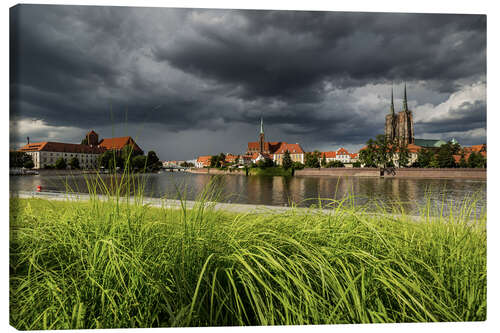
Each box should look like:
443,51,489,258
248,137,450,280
246,117,305,165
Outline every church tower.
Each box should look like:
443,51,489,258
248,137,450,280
385,84,415,146
385,87,397,142
258,117,265,153
396,84,415,145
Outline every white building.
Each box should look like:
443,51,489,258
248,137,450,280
321,148,359,165
18,141,105,169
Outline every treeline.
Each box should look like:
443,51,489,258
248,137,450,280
10,152,34,169
359,135,486,168
97,145,162,172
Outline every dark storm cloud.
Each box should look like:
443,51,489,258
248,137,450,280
154,11,485,98
10,5,486,158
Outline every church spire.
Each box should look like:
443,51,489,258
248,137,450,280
390,85,395,115
403,83,408,112
260,116,264,134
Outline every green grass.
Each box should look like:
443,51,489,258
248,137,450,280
249,167,292,176
9,179,486,329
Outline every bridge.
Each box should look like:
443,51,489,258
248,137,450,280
162,165,189,172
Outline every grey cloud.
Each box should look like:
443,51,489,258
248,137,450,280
10,5,487,159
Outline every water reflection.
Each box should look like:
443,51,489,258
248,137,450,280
10,172,486,216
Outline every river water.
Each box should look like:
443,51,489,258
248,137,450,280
10,171,486,217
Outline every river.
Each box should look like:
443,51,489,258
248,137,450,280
10,171,486,217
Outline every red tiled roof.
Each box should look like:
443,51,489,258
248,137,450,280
350,153,359,158
250,152,260,160
464,144,486,153
274,143,305,154
18,141,105,154
247,141,286,154
321,151,337,158
336,147,349,155
406,144,422,153
225,154,239,162
454,151,487,163
197,155,212,166
98,136,142,153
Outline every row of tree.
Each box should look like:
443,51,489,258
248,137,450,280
358,135,486,168
98,145,162,172
10,151,34,169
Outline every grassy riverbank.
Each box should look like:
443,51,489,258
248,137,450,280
10,190,486,329
249,166,292,176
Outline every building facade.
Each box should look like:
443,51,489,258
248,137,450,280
246,117,305,165
321,148,359,165
18,141,105,169
17,130,143,169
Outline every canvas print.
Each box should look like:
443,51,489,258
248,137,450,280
9,4,486,329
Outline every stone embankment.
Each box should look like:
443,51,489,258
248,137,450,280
188,167,486,179
188,168,246,175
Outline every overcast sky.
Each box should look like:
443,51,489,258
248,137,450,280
10,5,486,160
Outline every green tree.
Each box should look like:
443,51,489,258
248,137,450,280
257,156,274,168
373,135,395,168
436,144,457,168
458,153,468,168
282,150,292,170
397,141,410,167
55,157,67,170
218,153,226,167
429,155,440,168
326,160,344,168
359,139,377,167
10,151,33,168
23,160,34,169
146,151,161,171
292,161,305,170
210,153,226,168
81,137,88,145
305,151,321,168
99,150,124,170
210,155,218,168
415,148,434,168
132,155,147,170
69,157,80,169
468,152,486,168
352,161,361,167
321,154,327,168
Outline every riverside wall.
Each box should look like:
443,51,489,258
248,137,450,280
187,168,246,175
296,168,486,179
296,168,380,177
188,167,486,179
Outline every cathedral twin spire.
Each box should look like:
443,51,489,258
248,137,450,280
390,83,409,114
385,82,414,146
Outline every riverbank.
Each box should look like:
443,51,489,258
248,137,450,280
187,167,292,176
10,193,486,329
188,167,486,179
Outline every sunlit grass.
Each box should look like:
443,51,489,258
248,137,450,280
9,172,486,329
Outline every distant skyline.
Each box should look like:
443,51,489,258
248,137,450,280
10,5,486,160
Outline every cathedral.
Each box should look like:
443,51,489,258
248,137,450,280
385,84,415,146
